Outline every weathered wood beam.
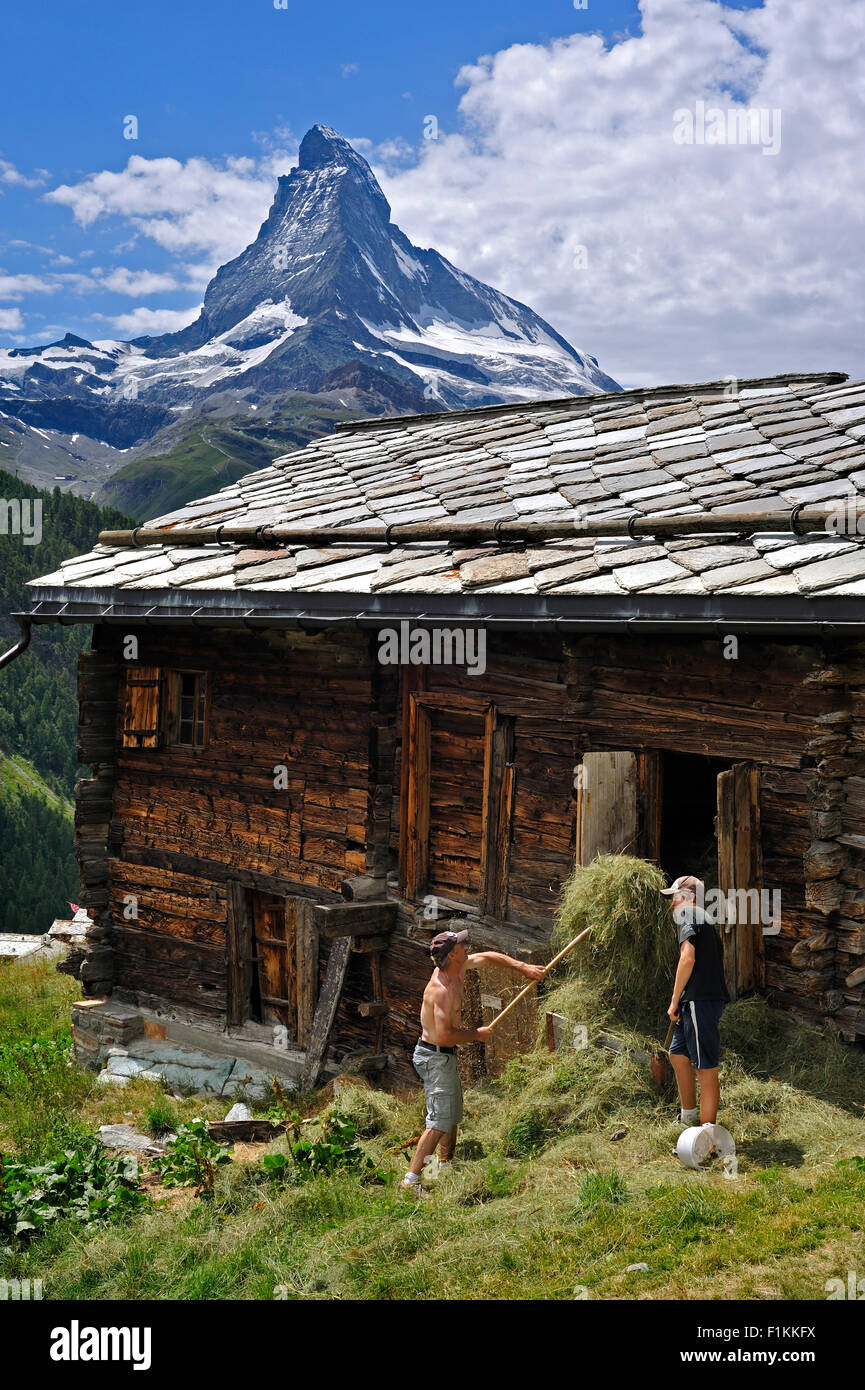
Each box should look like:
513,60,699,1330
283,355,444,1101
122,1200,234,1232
312,901,397,938
99,504,864,550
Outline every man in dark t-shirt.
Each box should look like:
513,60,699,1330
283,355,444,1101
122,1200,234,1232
660,874,730,1127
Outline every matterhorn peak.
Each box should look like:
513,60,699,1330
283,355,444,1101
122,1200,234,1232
297,123,364,171
0,124,619,456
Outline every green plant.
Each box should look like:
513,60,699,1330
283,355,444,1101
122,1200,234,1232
0,1032,93,1158
144,1097,178,1137
502,1057,531,1093
0,1141,148,1244
504,1108,549,1157
287,1112,385,1181
151,1121,232,1193
258,1152,298,1186
578,1169,628,1209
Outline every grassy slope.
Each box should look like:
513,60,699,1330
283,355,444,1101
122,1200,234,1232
98,396,362,522
0,750,73,815
1,961,863,1301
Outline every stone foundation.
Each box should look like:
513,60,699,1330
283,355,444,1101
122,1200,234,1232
70,1000,338,1098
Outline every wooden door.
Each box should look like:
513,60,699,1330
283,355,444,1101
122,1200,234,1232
252,893,297,1034
717,763,765,999
575,751,639,864
636,751,663,862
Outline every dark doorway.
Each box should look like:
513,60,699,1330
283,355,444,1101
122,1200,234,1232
658,752,728,889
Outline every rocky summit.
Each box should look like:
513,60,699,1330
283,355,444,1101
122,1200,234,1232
0,124,619,456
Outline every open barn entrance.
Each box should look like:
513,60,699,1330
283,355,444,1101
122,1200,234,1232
574,749,766,999
658,752,728,890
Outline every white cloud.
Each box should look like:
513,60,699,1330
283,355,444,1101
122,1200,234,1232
101,305,202,336
0,158,46,189
97,267,182,296
375,0,865,385
0,273,56,300
31,1,865,383
0,307,24,331
46,152,290,267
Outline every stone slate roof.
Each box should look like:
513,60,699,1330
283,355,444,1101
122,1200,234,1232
29,372,865,604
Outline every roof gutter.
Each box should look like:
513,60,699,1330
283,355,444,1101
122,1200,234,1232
16,589,865,637
0,616,32,672
98,502,865,551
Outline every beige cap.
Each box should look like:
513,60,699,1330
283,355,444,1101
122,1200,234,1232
660,874,703,897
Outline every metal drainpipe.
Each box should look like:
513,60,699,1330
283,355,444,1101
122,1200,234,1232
0,616,33,671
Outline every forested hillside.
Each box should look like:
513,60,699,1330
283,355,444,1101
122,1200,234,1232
0,751,75,931
0,470,132,932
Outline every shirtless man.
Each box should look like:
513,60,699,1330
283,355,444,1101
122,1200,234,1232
403,929,546,1197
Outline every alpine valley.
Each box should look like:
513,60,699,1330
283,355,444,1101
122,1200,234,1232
0,125,619,521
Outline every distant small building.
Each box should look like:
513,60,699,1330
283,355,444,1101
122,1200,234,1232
17,371,865,1082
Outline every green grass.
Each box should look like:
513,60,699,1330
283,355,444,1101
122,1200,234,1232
97,395,362,522
1,959,864,1299
0,752,72,813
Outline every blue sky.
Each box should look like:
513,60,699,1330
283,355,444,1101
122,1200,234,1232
4,2,649,169
1,0,861,387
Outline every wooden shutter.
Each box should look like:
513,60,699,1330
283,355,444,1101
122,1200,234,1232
575,751,639,864
717,763,765,999
162,670,182,745
121,666,161,749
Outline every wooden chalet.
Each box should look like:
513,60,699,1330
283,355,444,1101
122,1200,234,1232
19,370,865,1083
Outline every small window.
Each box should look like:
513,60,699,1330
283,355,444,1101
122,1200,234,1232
164,670,209,748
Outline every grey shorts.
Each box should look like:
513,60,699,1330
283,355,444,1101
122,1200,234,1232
412,1043,464,1132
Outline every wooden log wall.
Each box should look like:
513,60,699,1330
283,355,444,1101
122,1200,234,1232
383,630,865,1073
80,624,383,1053
826,642,865,1041
73,619,865,1085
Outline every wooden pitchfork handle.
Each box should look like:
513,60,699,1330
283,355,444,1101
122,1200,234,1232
486,925,594,1034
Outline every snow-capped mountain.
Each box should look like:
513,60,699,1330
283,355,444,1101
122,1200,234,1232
0,124,618,455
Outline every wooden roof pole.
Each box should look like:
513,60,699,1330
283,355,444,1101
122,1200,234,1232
99,504,862,551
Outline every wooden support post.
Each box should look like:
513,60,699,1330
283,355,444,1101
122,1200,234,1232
301,936,352,1089
296,900,319,1048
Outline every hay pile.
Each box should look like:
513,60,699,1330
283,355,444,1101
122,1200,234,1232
551,854,678,1037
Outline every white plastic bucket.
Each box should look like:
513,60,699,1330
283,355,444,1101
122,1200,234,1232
677,1123,736,1169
